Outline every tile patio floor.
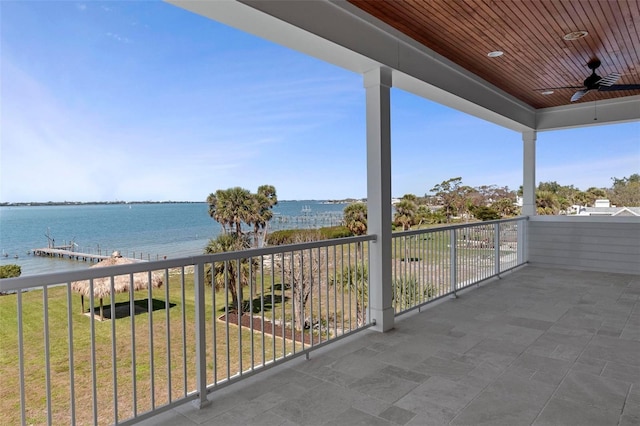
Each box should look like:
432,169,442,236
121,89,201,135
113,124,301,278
139,266,640,425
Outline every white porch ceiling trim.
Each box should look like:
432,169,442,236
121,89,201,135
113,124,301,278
535,95,640,131
167,0,639,132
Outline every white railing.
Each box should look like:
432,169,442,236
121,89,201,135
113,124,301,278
0,235,374,425
391,217,527,314
0,218,527,425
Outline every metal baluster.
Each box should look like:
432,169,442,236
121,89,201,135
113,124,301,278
340,244,345,333
109,276,118,422
129,273,137,416
211,262,217,385
271,254,276,364
148,270,155,409
260,255,265,367
18,290,26,425
249,256,254,373
325,245,330,342
224,262,230,381
449,229,457,297
89,279,98,424
333,245,339,336
181,267,187,396
494,222,501,276
347,243,352,331
193,262,209,409
43,286,52,425
66,284,76,425
164,269,171,403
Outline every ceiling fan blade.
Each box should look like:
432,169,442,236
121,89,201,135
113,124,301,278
598,84,640,91
596,72,621,87
571,89,590,102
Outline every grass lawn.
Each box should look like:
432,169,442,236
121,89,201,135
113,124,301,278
0,271,298,425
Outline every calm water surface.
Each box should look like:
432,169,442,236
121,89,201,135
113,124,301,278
0,201,346,276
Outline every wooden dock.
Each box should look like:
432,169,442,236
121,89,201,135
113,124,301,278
32,248,111,263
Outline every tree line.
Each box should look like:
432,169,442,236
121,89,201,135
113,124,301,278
202,173,637,313
527,174,639,215
346,174,639,229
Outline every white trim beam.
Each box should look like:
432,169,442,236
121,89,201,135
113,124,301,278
536,95,640,131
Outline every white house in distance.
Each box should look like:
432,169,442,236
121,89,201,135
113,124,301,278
575,199,640,217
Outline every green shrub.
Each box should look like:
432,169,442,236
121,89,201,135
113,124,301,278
319,226,352,239
267,226,353,246
266,229,296,245
0,264,21,279
266,229,321,245
393,276,436,309
472,206,501,221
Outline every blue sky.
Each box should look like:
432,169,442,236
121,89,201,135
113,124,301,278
1,1,638,203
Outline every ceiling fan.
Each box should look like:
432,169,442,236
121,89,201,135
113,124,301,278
540,59,640,102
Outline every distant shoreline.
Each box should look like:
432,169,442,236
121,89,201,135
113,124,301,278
0,201,202,207
0,199,364,207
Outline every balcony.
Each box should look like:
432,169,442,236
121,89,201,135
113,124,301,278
2,216,638,425
140,265,640,426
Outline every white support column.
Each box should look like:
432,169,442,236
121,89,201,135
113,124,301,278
522,130,537,217
364,67,394,332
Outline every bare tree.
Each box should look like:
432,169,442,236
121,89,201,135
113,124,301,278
276,233,326,331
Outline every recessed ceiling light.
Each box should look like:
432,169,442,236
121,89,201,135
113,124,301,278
541,90,554,95
563,31,588,41
487,51,503,58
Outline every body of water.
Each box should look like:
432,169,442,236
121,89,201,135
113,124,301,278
0,201,347,276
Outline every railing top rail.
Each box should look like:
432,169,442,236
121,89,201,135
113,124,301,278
197,234,376,261
0,234,376,292
393,216,527,237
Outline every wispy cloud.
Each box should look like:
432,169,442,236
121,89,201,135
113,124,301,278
537,155,639,189
105,32,131,43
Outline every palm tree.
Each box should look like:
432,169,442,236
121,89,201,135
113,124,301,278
257,184,277,206
208,186,277,243
204,233,251,312
536,190,560,215
343,202,367,236
206,192,223,231
332,264,368,327
207,187,253,236
491,197,518,217
394,198,417,231
246,185,277,299
225,187,254,237
205,185,278,310
250,185,277,248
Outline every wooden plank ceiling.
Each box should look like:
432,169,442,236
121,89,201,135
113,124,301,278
348,0,640,109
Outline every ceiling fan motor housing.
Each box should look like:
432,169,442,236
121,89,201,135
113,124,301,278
584,59,602,88
584,73,602,89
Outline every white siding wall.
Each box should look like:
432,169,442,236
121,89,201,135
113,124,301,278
528,216,640,275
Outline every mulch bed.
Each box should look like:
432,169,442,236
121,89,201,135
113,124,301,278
220,313,322,345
